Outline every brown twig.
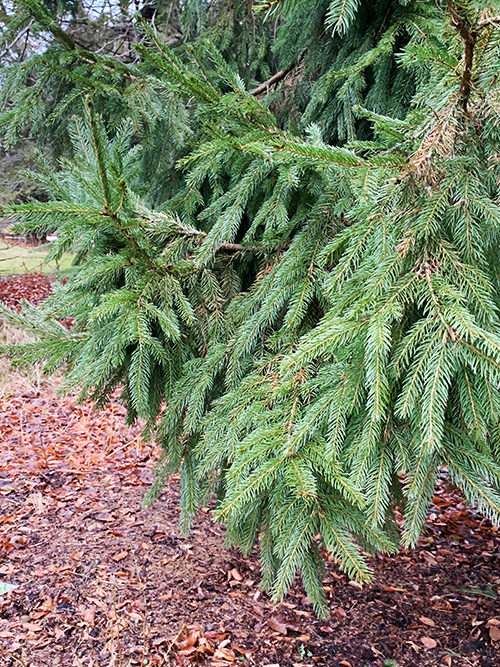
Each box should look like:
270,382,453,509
447,1,477,111
217,241,284,253
447,4,500,112
164,622,185,658
0,646,28,666
251,66,294,96
477,15,500,30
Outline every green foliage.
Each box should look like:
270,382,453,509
1,0,500,618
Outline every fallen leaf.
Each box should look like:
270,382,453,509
39,597,54,611
421,637,437,649
268,617,288,635
152,636,170,646
81,608,95,626
419,616,436,627
111,550,128,562
178,645,198,656
21,622,42,632
231,643,252,659
489,625,500,642
26,492,47,514
178,630,200,650
214,647,235,661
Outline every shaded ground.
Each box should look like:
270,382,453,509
0,274,499,667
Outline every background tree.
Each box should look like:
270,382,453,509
1,0,500,617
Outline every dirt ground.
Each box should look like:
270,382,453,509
0,274,499,667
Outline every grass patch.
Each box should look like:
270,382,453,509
0,239,73,275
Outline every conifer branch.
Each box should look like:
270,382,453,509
2,0,500,616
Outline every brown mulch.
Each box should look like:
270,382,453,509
0,274,499,667
0,390,499,667
0,274,53,311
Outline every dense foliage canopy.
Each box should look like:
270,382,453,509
1,0,500,616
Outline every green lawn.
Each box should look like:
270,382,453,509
0,239,73,275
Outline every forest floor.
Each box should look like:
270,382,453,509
0,273,499,667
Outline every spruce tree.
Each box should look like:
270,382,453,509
1,0,500,617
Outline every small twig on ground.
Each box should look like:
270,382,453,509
0,646,28,666
164,622,185,658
